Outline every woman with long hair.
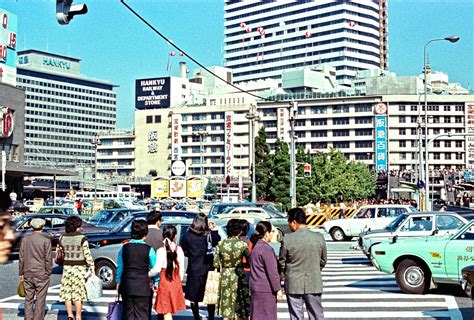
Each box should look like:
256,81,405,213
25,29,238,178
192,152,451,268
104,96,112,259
59,216,95,320
182,214,221,320
214,219,250,320
249,221,282,320
149,225,185,320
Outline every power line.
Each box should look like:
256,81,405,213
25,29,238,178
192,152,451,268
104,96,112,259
120,0,272,102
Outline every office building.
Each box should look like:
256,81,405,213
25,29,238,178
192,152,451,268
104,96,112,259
16,50,118,171
224,0,388,85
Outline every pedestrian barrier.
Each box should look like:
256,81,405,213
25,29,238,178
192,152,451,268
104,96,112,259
306,208,357,226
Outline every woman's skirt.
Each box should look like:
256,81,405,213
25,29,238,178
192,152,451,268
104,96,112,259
184,274,207,302
154,268,186,315
59,265,88,302
250,291,277,320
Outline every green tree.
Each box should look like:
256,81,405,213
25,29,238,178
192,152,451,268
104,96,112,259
254,126,272,200
204,180,217,200
268,139,291,208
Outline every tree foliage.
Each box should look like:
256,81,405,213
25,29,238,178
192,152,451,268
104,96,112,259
268,139,291,208
254,127,273,200
204,180,217,200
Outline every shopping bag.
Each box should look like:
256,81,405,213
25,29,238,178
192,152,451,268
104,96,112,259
17,279,25,297
106,295,122,320
86,275,103,300
202,270,220,305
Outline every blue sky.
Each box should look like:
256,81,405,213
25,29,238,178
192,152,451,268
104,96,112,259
1,0,472,129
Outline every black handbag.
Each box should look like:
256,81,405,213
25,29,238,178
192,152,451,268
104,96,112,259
54,236,64,265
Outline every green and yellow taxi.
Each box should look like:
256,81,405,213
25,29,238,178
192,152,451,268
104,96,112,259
370,220,474,294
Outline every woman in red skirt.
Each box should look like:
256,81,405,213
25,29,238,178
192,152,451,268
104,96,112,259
149,225,185,320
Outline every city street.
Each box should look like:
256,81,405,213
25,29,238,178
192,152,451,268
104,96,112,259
0,231,472,320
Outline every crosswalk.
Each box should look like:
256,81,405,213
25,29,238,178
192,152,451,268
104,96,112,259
0,251,463,319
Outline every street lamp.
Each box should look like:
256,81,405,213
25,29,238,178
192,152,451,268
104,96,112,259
90,135,101,202
424,36,459,211
246,104,260,203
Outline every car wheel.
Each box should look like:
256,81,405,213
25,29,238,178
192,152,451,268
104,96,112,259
95,260,116,290
395,259,430,294
330,227,346,241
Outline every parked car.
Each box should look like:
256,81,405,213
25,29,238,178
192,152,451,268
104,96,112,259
10,214,108,255
370,220,474,294
461,265,474,299
357,211,468,257
37,206,78,216
323,204,417,241
215,206,290,234
92,218,227,289
87,209,146,229
208,202,284,218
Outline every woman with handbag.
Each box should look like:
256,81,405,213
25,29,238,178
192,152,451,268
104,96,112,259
181,214,221,320
149,225,186,320
213,219,251,320
249,221,282,320
58,216,95,320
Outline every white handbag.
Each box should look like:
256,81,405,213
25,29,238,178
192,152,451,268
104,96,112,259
86,275,103,301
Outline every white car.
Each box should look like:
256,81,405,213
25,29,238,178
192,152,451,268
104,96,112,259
323,204,417,241
356,211,468,257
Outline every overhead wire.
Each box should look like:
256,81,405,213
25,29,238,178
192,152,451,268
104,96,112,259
120,0,272,102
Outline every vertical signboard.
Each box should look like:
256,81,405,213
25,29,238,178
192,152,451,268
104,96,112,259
466,103,474,169
171,114,181,161
375,115,387,172
225,111,234,178
277,107,290,142
0,9,17,86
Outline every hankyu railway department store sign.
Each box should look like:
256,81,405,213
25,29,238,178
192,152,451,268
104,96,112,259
135,77,170,109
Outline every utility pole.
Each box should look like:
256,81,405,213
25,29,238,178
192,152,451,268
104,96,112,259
90,135,101,202
246,104,260,203
289,101,297,208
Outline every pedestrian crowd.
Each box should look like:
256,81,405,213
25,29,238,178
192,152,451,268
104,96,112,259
12,205,328,320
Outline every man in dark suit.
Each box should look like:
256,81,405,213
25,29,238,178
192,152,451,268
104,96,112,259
279,207,327,320
145,210,163,251
19,218,52,320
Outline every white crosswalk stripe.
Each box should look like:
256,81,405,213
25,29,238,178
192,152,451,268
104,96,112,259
0,251,463,319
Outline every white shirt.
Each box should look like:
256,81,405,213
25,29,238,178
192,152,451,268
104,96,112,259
148,241,185,280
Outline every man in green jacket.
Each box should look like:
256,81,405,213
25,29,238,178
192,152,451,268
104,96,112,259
279,207,327,319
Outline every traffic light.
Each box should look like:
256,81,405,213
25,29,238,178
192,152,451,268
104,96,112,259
56,0,88,25
304,163,311,177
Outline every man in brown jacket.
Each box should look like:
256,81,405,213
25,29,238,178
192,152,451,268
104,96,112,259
19,218,52,320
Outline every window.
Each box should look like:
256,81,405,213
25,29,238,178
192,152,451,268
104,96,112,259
355,129,372,136
311,142,327,149
399,153,407,160
333,129,349,137
455,105,464,112
399,129,406,135
444,153,451,160
311,119,327,126
456,153,463,160
356,208,375,218
411,128,416,135
355,141,372,148
311,106,327,114
432,116,440,123
333,118,349,125
434,141,440,148
434,153,440,160
433,129,440,135
399,141,406,148
436,215,463,231
311,131,327,137
355,117,372,124
455,116,463,123
154,115,161,123
444,116,451,123
399,105,406,111
444,141,451,148
333,141,349,149
444,105,451,112
411,141,417,147
411,105,417,112
333,105,349,113
399,116,406,123
401,216,433,231
456,141,463,148
354,104,372,112
295,119,306,127
411,116,417,123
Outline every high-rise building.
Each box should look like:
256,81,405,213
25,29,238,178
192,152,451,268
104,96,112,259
224,0,388,85
16,50,118,169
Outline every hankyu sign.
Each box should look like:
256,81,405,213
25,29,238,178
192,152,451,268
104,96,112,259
374,102,387,115
375,115,387,172
135,77,171,109
147,130,158,154
224,112,234,178
171,114,182,160
42,57,70,69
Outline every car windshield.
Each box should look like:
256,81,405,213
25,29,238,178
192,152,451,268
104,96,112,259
263,207,286,218
385,214,408,231
89,210,115,223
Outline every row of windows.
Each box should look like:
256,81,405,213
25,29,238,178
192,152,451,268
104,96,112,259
20,85,116,105
25,96,116,111
225,1,379,27
100,139,133,146
398,153,464,161
26,132,91,143
398,104,465,112
398,115,463,124
25,140,94,150
25,154,93,163
25,109,115,124
398,140,464,148
26,116,114,126
146,115,162,124
25,125,111,134
399,127,464,135
261,104,372,117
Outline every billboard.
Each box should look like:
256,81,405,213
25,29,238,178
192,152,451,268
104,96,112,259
375,115,387,172
151,179,170,198
170,177,186,198
187,179,203,198
0,9,17,87
135,77,170,109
